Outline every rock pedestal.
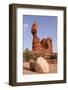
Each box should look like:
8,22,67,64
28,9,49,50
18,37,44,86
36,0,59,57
31,22,43,51
31,22,53,54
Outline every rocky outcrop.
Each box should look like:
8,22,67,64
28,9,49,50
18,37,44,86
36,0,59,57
31,22,53,54
31,22,43,51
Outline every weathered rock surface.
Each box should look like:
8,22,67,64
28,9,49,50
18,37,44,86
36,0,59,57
31,22,53,54
30,57,49,73
30,60,35,71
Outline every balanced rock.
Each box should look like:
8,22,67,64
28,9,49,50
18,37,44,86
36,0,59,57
30,57,49,73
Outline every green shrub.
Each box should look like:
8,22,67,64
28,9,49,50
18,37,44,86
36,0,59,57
23,48,32,61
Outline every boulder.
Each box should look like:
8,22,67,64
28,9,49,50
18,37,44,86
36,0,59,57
30,57,49,73
30,60,35,71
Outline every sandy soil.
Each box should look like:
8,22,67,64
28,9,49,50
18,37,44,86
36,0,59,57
23,61,57,75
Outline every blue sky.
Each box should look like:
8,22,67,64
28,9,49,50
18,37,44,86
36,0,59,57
23,15,57,52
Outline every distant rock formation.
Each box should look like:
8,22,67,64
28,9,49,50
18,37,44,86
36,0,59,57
31,22,53,54
30,57,49,73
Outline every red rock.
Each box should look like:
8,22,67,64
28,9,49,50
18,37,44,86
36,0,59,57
31,22,53,54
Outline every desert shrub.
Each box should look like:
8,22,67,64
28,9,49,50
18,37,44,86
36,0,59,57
50,53,57,60
23,49,40,61
23,49,32,61
31,53,40,61
23,49,57,62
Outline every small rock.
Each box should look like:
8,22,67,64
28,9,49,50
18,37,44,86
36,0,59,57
30,60,35,71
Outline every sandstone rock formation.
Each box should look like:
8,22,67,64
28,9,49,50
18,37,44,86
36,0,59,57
31,22,53,54
30,57,49,73
31,22,43,51
46,38,53,53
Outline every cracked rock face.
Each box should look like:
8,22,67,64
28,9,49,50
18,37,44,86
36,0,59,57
30,57,49,73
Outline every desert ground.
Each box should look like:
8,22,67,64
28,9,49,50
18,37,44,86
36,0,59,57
23,61,57,75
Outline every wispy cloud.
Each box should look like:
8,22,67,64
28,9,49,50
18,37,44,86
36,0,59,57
23,24,29,32
24,24,29,28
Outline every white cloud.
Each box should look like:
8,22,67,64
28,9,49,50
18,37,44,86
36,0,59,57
24,24,29,28
23,24,29,32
